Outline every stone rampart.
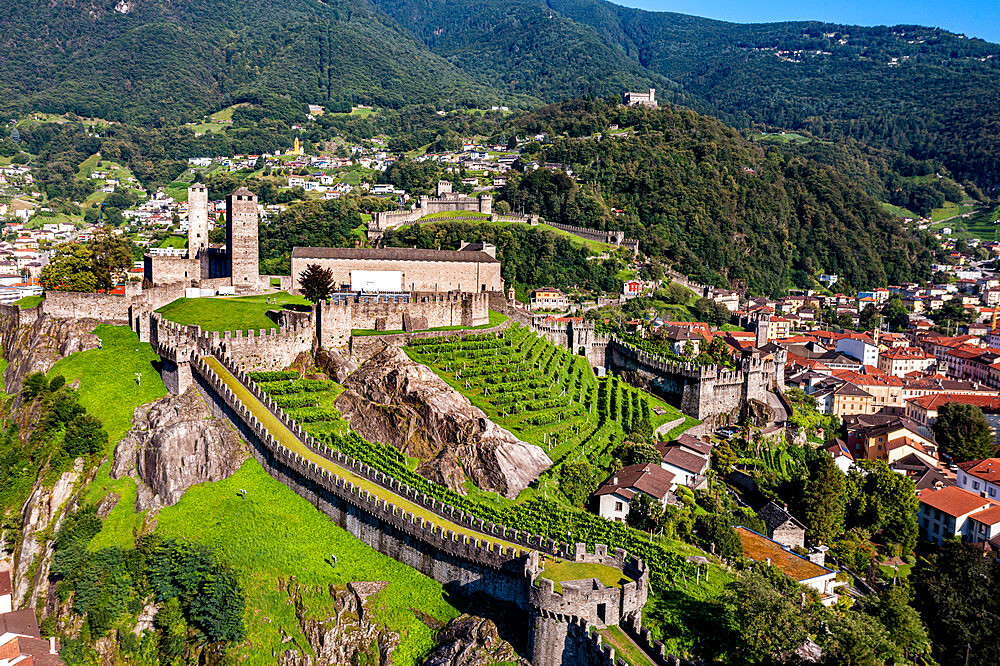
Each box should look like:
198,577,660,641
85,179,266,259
348,318,511,362
317,291,490,348
190,353,649,665
151,314,314,373
42,290,131,322
546,223,638,253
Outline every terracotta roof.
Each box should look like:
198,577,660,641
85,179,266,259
291,246,499,263
919,486,997,518
881,347,934,360
957,458,1000,484
659,447,709,475
735,527,831,582
970,505,1000,526
594,463,675,500
908,393,1000,412
0,608,41,637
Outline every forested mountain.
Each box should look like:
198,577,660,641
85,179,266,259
0,0,498,124
372,0,1000,189
496,100,937,294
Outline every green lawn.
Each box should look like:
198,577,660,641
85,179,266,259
156,292,311,332
538,558,631,593
155,459,458,664
880,202,918,219
156,235,187,249
13,295,43,310
47,325,167,446
352,310,508,336
751,131,811,145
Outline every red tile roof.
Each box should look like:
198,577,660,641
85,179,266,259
908,393,1000,412
919,486,998,518
957,458,1000,484
970,505,1000,526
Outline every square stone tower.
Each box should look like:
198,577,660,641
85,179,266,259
226,187,259,288
187,182,209,256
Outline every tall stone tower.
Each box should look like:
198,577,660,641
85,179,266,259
187,183,209,256
226,187,259,288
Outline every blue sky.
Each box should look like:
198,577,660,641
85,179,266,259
617,0,1000,44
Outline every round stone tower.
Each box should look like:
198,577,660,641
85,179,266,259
525,544,648,666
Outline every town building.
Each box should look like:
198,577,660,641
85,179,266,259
878,347,936,377
592,463,675,522
758,501,807,549
918,485,1000,545
0,568,62,664
735,527,842,605
956,458,1000,501
529,288,569,312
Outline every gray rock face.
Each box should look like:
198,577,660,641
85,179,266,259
112,389,246,510
334,346,550,498
0,306,100,400
424,615,528,666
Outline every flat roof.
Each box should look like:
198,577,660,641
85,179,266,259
291,247,498,263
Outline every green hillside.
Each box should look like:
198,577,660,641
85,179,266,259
373,0,1000,188
2,0,497,124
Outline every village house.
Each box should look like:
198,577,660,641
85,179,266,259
844,414,939,466
735,528,842,605
529,288,569,312
757,501,807,549
592,463,675,522
878,347,937,377
0,568,62,664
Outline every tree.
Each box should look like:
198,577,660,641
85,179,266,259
933,401,997,462
63,414,109,457
88,227,134,292
559,459,595,506
800,447,845,544
22,372,49,401
298,264,334,304
693,514,742,558
493,200,511,215
845,460,918,553
858,304,882,331
711,440,737,475
819,609,899,666
913,541,1000,666
880,297,910,332
626,492,663,532
41,243,99,292
858,586,930,660
717,572,810,663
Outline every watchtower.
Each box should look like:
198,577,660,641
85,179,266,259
187,183,209,257
226,187,259,288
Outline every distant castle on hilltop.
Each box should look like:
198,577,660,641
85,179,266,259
623,88,657,108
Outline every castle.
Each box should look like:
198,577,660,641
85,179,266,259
369,180,493,238
623,88,657,108
144,184,261,291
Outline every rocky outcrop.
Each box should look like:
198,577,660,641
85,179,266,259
111,389,246,511
277,580,400,666
334,346,550,498
11,458,85,608
424,615,528,666
314,347,357,383
0,305,100,400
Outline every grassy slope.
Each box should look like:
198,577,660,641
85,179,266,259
155,292,311,332
155,460,459,664
46,326,456,662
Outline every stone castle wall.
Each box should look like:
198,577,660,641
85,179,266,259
316,291,490,348
144,255,199,285
546,223,639,253
150,314,314,374
189,353,650,665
